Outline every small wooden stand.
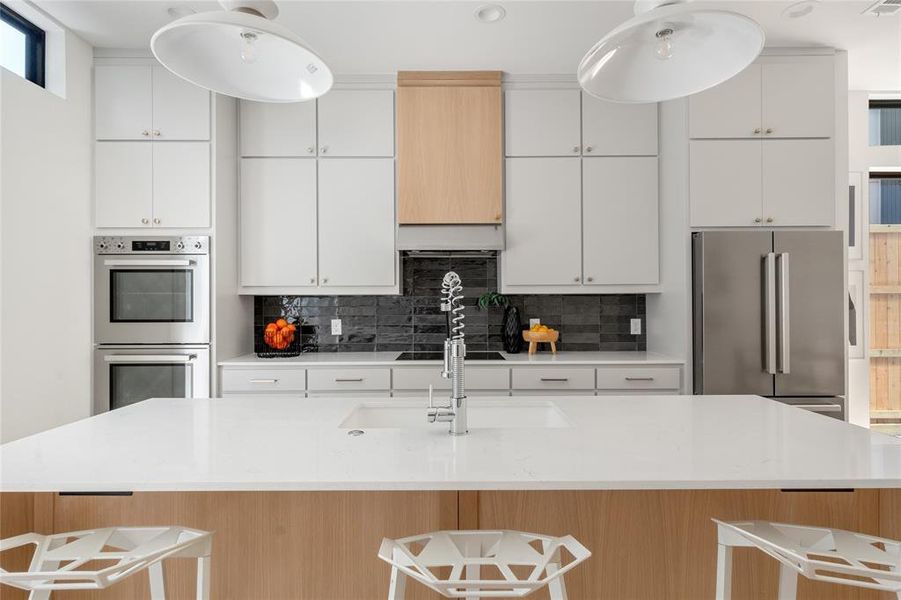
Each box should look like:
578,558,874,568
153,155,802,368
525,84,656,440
522,330,559,355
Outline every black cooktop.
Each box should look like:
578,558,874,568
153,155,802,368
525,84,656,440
395,351,505,361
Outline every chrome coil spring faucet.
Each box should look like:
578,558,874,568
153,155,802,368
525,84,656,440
427,271,468,435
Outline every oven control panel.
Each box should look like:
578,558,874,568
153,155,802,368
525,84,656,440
94,236,209,255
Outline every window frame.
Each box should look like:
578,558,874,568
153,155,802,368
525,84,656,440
1,2,45,87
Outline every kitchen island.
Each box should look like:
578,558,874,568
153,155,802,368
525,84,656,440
2,395,900,599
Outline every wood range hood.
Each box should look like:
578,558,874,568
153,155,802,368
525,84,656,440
396,70,505,250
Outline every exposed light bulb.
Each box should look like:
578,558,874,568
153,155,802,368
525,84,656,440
240,31,258,64
655,28,673,61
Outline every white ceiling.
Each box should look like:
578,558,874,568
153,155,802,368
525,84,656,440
34,0,901,90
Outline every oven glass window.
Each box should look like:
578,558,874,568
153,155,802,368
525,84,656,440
110,364,188,410
110,270,193,322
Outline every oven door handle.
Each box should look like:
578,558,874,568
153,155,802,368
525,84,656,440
104,354,197,363
103,259,195,267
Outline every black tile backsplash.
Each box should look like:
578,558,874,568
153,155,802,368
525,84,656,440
254,255,646,353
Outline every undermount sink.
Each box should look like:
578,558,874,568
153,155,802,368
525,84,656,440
339,400,572,430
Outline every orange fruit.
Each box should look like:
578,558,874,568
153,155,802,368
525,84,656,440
276,319,288,329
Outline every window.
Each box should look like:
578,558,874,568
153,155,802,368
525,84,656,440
870,172,901,225
869,99,901,146
1,3,44,87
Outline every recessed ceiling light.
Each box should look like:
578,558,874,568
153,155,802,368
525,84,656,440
782,0,820,19
475,4,506,23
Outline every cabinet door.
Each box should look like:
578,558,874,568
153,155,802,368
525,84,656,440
762,139,834,226
504,89,581,157
504,158,582,286
689,140,762,227
95,65,152,140
583,157,658,284
240,100,317,157
688,64,761,139
318,90,394,157
151,66,210,141
318,159,396,287
152,142,210,227
95,142,153,227
397,84,502,224
582,94,657,156
240,159,318,287
761,59,834,138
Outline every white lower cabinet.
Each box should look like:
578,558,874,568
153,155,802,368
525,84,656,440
240,158,318,288
95,141,210,228
504,158,582,286
219,364,684,397
583,157,658,285
317,159,396,287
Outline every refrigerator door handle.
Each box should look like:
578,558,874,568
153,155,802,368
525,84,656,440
777,252,790,374
764,252,777,375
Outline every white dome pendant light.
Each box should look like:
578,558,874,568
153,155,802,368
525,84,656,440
151,0,333,102
578,0,765,103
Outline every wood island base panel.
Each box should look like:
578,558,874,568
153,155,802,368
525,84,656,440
3,489,900,600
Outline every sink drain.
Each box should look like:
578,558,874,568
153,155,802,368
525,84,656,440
347,429,365,437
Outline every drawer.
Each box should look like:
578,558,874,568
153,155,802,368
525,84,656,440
596,367,680,391
392,367,510,391
307,368,391,392
220,368,306,393
511,367,594,390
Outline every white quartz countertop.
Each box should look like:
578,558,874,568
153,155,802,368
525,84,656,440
2,395,899,492
218,351,684,367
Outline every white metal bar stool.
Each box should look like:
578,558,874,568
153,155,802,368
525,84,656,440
378,529,590,599
714,519,901,599
0,526,212,600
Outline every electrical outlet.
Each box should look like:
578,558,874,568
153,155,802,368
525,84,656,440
331,319,342,336
630,318,642,335
529,318,541,328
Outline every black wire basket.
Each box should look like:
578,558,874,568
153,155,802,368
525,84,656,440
255,321,301,358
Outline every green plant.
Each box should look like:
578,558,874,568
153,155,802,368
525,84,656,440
477,291,509,310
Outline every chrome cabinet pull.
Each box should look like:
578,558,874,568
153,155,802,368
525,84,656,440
153,218,161,224
141,130,150,137
320,146,328,154
335,378,364,382
754,217,762,224
307,147,314,154
141,218,150,224
625,377,654,381
152,130,161,136
765,128,773,135
250,378,278,384
753,128,762,135
572,145,580,153
776,252,790,374
764,253,777,375
540,377,569,382
585,145,593,153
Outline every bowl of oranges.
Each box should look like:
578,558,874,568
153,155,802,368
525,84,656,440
522,324,559,354
257,318,300,358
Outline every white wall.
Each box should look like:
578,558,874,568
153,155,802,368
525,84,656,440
0,26,93,442
212,94,252,389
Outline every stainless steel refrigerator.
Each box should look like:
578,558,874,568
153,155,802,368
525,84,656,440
692,231,845,417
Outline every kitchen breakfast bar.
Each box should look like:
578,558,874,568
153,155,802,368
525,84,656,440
2,395,900,599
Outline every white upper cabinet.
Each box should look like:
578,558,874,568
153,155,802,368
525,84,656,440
151,143,211,228
762,139,834,226
689,140,763,227
240,100,317,157
240,158,318,287
95,65,209,141
504,90,581,156
761,59,834,138
95,142,153,228
317,90,394,157
581,94,658,156
688,64,761,139
150,66,210,141
689,56,834,140
318,159,395,286
95,66,153,140
503,158,582,286
583,157,658,285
